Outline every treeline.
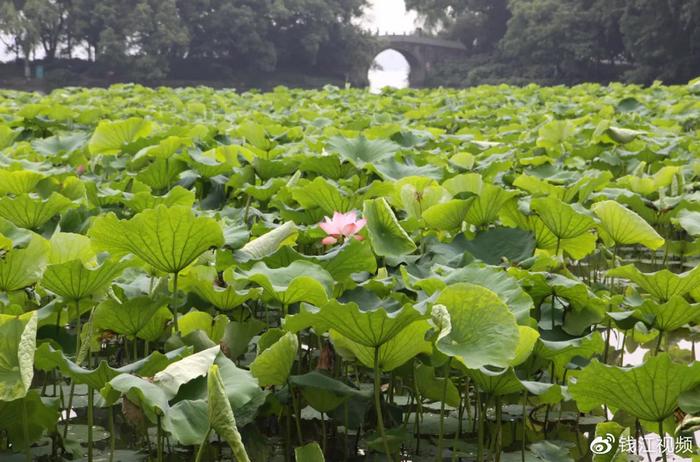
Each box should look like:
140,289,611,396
408,0,700,86
0,0,373,81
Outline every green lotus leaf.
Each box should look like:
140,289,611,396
125,185,196,213
32,132,89,156
0,192,74,229
135,158,188,190
0,125,21,150
443,263,534,324
465,184,517,228
422,199,472,231
42,258,131,301
164,399,209,445
460,227,536,265
0,169,44,195
679,385,700,414
264,238,377,282
35,343,188,390
208,364,251,461
295,442,325,462
531,196,595,241
0,234,49,291
179,310,229,342
285,299,426,348
328,135,400,169
220,319,267,360
138,135,192,159
88,117,153,155
635,296,700,331
186,145,242,177
48,232,95,265
0,311,38,401
289,370,372,413
153,346,220,398
0,390,60,451
93,296,172,341
395,177,450,220
233,221,298,263
569,353,700,422
159,353,260,442
102,373,170,422
88,205,224,274
511,270,606,320
617,166,681,196
536,332,605,378
290,177,361,214
519,381,568,405
468,367,523,396
537,119,575,150
591,200,664,250
432,284,520,369
414,363,460,407
239,260,333,306
501,202,596,259
330,319,432,371
511,325,541,367
673,210,700,237
607,264,700,302
249,331,298,387
405,263,534,325
363,198,416,257
185,266,261,311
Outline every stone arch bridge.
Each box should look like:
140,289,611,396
358,34,468,87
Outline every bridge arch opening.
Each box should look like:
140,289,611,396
368,49,411,93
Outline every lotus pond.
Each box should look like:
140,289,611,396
0,82,699,461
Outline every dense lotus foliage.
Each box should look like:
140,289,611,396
0,81,699,461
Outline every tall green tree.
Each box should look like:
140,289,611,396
0,0,39,77
406,0,511,51
620,0,700,82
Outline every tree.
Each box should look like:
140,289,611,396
405,0,511,51
271,0,369,69
620,0,700,83
22,0,69,61
0,0,39,78
177,0,277,71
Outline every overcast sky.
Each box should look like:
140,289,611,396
363,0,418,34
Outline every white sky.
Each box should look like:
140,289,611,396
362,0,418,35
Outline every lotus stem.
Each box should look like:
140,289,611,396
63,382,75,439
495,396,502,462
658,420,666,462
157,415,164,462
23,397,30,462
373,346,392,460
109,405,115,462
476,390,484,462
75,299,82,356
521,390,528,462
195,428,212,462
290,383,303,445
172,272,180,334
87,387,94,462
655,331,664,355
436,358,451,462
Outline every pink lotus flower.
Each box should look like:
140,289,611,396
319,211,366,245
